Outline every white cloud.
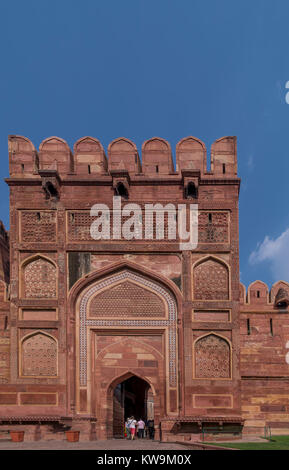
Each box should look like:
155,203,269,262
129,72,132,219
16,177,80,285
247,154,255,172
249,228,289,282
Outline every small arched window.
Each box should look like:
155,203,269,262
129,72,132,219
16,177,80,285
45,182,59,200
115,182,129,199
186,182,197,199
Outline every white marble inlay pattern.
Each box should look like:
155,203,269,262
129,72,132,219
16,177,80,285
78,270,177,387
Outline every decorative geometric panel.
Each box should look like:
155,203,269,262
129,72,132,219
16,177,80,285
195,334,230,378
79,270,177,387
89,280,166,317
23,257,56,298
198,212,229,243
68,212,93,241
194,258,229,300
21,211,56,242
21,333,57,376
67,209,177,242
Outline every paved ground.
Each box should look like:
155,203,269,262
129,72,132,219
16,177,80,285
0,438,192,450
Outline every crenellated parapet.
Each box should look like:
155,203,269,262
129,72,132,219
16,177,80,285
108,138,140,174
240,280,289,309
74,137,107,175
8,135,38,176
176,136,207,174
141,137,174,175
39,137,73,174
8,135,238,178
211,136,237,176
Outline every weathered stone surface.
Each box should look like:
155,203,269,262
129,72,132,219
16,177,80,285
0,134,287,441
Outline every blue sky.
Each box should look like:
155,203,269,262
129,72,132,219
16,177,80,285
0,0,288,290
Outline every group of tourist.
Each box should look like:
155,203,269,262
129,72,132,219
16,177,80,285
124,417,155,440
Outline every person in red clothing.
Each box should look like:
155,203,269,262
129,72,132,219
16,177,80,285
129,416,137,440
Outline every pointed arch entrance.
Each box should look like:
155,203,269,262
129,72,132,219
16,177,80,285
67,261,181,439
109,372,154,438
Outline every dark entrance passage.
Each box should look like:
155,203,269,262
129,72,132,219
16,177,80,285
112,375,154,438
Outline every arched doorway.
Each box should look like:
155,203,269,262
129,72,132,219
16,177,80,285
67,261,182,439
113,375,154,438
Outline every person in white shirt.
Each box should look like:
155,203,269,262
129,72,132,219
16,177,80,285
129,416,137,440
137,418,145,438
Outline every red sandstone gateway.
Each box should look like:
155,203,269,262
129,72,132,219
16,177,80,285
0,134,288,442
